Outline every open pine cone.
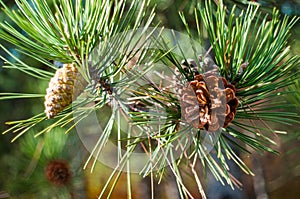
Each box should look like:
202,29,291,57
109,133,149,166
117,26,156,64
181,73,238,132
44,63,87,118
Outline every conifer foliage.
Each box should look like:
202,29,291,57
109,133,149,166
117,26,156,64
0,0,299,198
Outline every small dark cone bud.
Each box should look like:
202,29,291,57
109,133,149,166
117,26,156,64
44,63,87,118
181,74,238,131
45,160,71,186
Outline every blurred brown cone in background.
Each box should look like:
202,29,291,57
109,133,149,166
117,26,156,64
45,160,71,186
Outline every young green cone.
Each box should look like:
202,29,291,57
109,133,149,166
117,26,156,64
44,63,87,118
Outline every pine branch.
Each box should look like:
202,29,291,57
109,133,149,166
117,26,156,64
0,0,299,198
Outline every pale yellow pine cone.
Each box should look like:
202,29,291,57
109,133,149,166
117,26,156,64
44,63,87,118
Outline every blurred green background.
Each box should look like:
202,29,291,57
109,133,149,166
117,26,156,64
0,0,299,198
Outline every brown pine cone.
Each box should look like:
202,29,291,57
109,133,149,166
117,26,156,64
45,160,71,186
181,74,238,132
44,63,87,118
